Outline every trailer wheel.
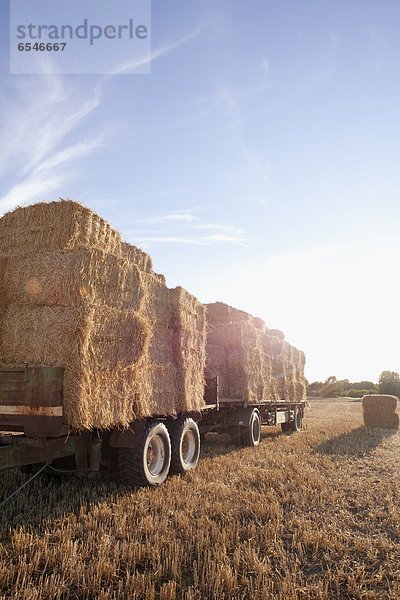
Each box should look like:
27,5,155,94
293,406,302,432
281,407,302,434
167,417,200,475
241,409,261,447
118,421,171,487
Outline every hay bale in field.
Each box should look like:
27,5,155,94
362,395,398,412
205,303,306,403
362,394,398,430
364,412,399,430
0,200,121,256
2,249,145,311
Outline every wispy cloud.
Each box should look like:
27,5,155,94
0,70,103,213
216,64,272,206
138,209,200,224
108,27,203,76
133,187,193,199
0,27,205,214
136,232,246,248
129,209,246,248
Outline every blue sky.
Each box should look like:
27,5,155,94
1,0,400,382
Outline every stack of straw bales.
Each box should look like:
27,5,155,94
205,302,306,402
0,200,206,430
362,395,399,430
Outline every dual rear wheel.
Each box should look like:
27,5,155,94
118,417,200,488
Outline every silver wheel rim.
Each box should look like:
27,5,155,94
146,434,166,476
181,429,197,465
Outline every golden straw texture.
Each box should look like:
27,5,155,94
205,302,306,402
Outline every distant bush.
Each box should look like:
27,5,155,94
308,377,378,398
338,389,377,398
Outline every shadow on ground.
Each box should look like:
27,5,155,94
316,426,397,457
0,429,284,533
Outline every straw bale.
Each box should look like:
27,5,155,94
206,302,252,325
133,275,206,416
0,200,210,430
362,394,398,413
206,304,306,403
0,200,121,256
251,317,267,332
154,273,166,285
0,304,150,370
0,303,154,429
2,249,145,311
364,412,399,430
121,242,153,273
270,328,285,340
206,321,273,402
160,287,206,413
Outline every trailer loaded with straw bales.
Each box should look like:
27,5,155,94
0,201,306,487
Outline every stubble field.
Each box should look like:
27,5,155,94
0,399,399,599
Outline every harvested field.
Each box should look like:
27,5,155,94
1,399,400,599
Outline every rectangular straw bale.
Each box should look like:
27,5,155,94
362,394,398,412
206,321,269,402
0,304,150,370
121,242,153,273
206,305,306,403
363,411,399,430
65,362,153,430
0,200,121,256
2,248,145,311
140,276,207,414
168,287,206,413
206,302,252,325
0,303,153,429
147,362,179,415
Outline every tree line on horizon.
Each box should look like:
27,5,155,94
307,371,400,398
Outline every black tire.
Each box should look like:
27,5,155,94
167,417,201,475
281,407,302,434
231,427,244,446
293,406,302,432
239,409,261,447
118,421,171,487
